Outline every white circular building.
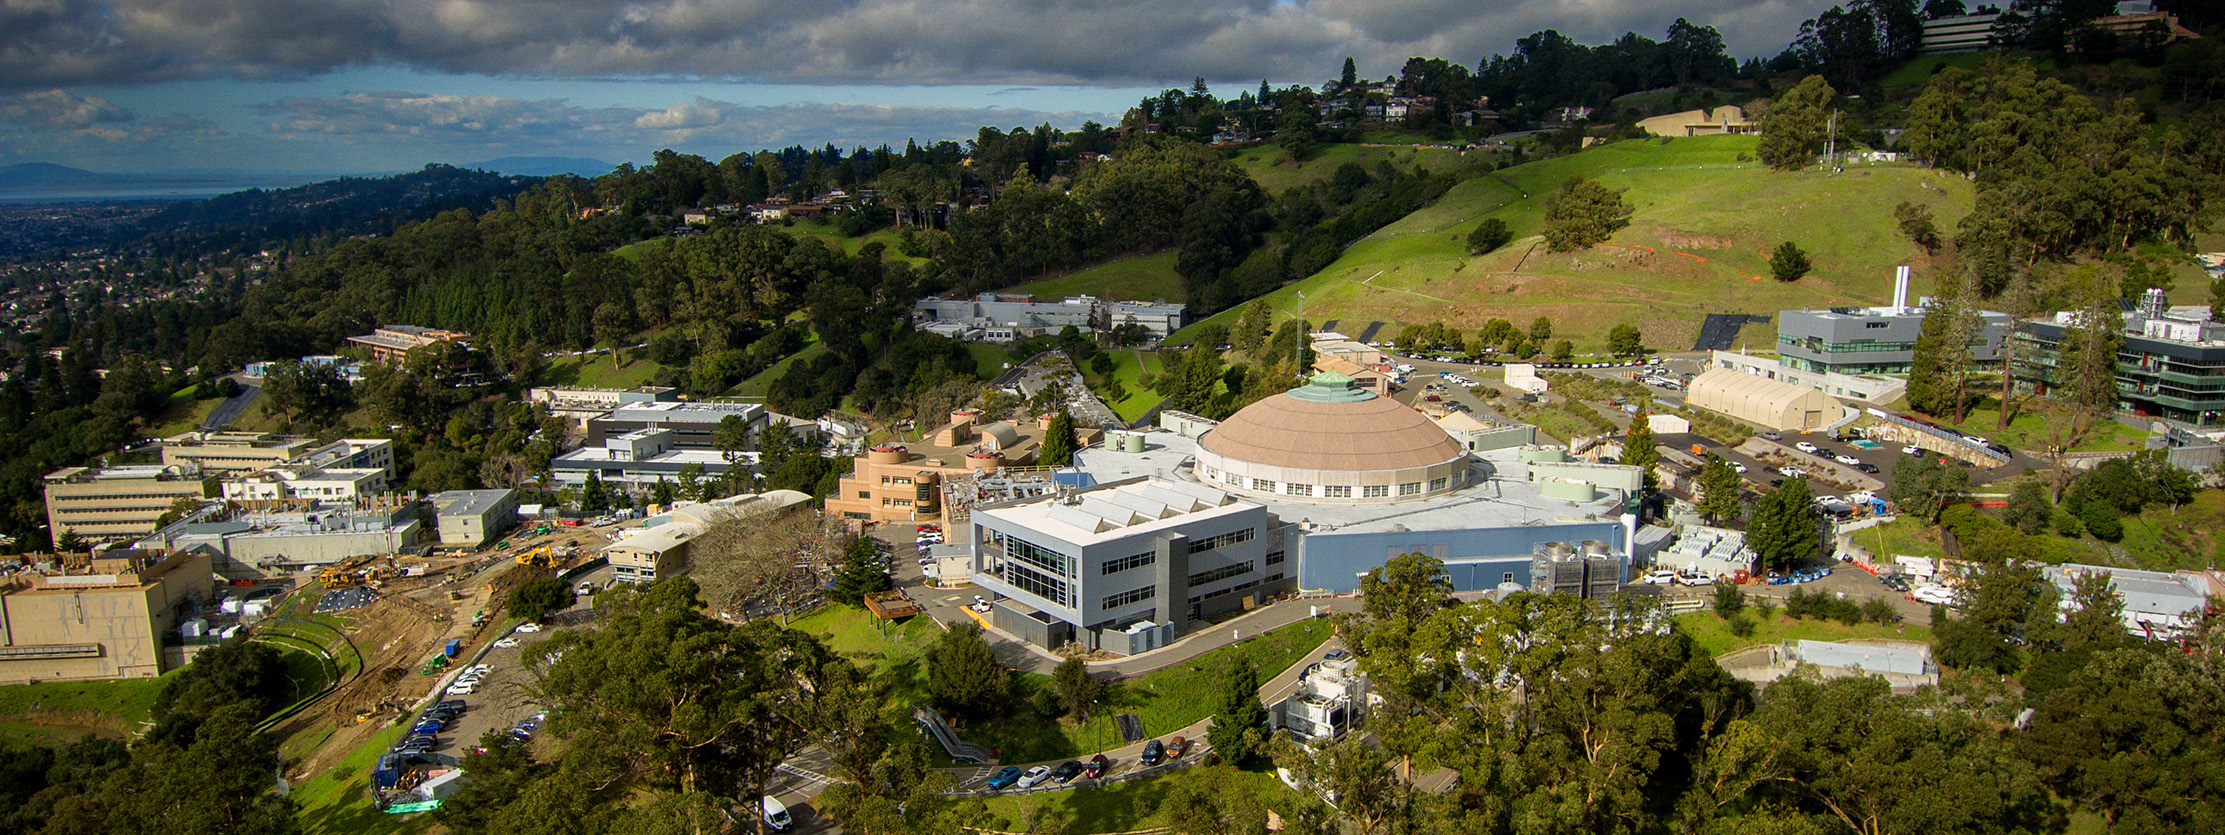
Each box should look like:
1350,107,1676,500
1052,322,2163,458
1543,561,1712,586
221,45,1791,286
1195,372,1471,504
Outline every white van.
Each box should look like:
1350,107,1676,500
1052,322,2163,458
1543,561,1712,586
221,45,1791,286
761,796,793,831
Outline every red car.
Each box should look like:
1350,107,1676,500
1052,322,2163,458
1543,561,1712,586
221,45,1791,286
1085,754,1109,779
1167,736,1188,759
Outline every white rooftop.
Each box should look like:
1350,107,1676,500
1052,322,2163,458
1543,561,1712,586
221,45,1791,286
1073,432,1629,535
1792,640,1931,677
977,478,1257,545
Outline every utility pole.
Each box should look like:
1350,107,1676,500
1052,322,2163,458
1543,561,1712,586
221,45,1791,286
1294,290,1307,377
1824,109,1839,174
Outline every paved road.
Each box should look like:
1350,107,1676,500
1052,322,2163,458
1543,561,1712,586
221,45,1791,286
202,382,260,431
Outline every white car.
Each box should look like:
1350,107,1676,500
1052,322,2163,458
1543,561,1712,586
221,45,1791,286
514,622,543,633
1795,442,1820,454
1835,454,1861,466
446,682,477,695
494,637,521,648
1395,364,1416,373
1641,569,1681,585
1016,765,1053,789
1903,444,1923,456
1779,466,1807,478
1961,435,1990,447
1676,573,1716,586
1731,462,1749,474
1912,584,1960,606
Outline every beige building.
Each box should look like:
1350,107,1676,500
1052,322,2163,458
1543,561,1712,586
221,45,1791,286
429,489,518,548
45,465,208,542
1686,369,1840,432
347,325,471,363
161,432,313,475
826,409,1070,527
0,549,215,684
1637,106,1757,138
603,491,812,583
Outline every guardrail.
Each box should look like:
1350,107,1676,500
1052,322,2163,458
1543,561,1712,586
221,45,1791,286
945,742,1213,799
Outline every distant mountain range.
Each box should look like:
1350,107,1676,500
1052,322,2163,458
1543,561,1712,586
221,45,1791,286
459,157,615,177
0,163,341,201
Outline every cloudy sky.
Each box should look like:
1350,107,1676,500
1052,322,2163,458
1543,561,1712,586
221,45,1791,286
0,0,1834,176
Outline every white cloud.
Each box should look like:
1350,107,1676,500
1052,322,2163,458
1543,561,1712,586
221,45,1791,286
0,89,132,129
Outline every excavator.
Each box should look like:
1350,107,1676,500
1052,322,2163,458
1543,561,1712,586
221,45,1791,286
318,554,381,588
514,545,556,568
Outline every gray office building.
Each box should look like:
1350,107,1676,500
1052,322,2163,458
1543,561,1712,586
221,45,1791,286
1778,305,2012,376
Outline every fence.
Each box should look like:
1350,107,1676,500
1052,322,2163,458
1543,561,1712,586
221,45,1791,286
1863,408,2012,465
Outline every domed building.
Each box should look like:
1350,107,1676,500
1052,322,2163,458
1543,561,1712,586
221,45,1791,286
1195,372,1471,503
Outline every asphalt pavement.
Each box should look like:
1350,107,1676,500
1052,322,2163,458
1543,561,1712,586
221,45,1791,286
201,381,260,431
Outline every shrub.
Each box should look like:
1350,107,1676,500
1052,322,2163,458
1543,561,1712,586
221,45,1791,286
1467,218,1513,254
1862,598,1903,624
1770,241,1813,282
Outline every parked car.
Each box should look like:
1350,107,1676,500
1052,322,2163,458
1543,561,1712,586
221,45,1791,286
1903,444,1923,456
1834,454,1862,466
1086,754,1110,779
1779,466,1807,478
1854,462,1880,473
1761,431,1782,441
762,796,794,832
1167,736,1189,759
985,766,1024,790
514,622,543,633
1676,573,1716,586
1642,569,1681,585
1322,649,1352,662
445,682,477,696
494,637,520,648
1795,442,1821,454
1731,462,1749,474
1016,765,1053,789
1140,739,1166,766
1052,760,1085,783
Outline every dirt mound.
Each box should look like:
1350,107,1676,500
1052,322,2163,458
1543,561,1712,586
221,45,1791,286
1656,227,1736,250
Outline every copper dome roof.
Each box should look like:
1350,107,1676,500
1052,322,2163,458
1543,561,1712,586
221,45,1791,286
1199,375,1466,471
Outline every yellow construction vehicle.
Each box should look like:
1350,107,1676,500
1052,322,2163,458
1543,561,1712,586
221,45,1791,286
515,546,555,568
318,554,380,588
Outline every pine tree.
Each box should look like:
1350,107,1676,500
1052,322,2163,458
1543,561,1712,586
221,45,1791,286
580,471,610,513
1341,57,1359,89
1207,657,1268,765
1040,408,1078,467
1624,411,1660,514
830,536,892,606
1770,242,1812,282
1747,478,1821,570
927,622,1011,719
1049,656,1104,719
1697,454,1745,524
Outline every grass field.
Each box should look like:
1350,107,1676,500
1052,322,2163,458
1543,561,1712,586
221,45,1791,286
961,619,1330,764
1090,349,1166,423
608,236,671,263
728,341,826,399
785,604,943,702
1916,402,2152,453
973,765,1299,833
781,221,931,266
0,673,173,733
1674,609,1933,658
145,384,221,436
545,352,662,389
0,719,122,747
1857,489,2225,573
1180,134,1976,353
293,724,429,835
1231,142,1470,194
1010,251,1186,304
969,343,1016,380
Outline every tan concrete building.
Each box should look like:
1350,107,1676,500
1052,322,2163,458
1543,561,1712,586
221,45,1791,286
0,549,215,684
603,491,812,583
1637,106,1757,138
1686,369,1840,432
161,432,313,475
347,325,471,363
826,409,1058,527
45,465,208,542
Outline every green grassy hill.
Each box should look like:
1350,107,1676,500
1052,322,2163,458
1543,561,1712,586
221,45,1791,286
1182,135,1977,352
1230,142,1471,194
1009,251,1185,303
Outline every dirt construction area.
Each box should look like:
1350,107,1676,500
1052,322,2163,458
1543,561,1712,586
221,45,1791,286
272,523,625,783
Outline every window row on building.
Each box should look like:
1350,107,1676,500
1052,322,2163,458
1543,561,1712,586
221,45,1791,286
1186,527,1256,554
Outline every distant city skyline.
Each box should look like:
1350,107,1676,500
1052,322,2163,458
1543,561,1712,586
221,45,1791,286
0,0,1839,174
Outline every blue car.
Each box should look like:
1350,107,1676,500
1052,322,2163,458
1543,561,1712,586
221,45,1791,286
984,766,1024,790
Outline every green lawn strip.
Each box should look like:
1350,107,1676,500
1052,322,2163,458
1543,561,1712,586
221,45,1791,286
1673,610,1932,659
779,222,930,266
1008,251,1187,304
960,620,1331,764
546,352,662,390
972,765,1298,833
282,724,339,762
608,236,671,263
1231,143,1467,194
0,673,174,731
2110,490,2225,571
293,724,427,835
1094,350,1164,423
969,343,1016,380
1909,403,2150,453
728,341,827,398
145,384,222,436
